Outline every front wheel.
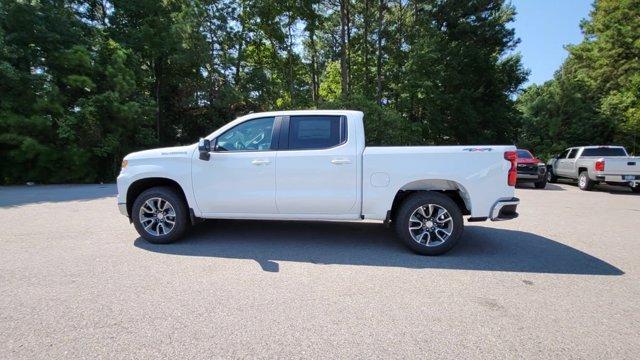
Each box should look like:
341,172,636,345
578,171,594,191
631,184,640,193
534,177,547,189
394,192,463,255
132,186,189,244
547,168,558,183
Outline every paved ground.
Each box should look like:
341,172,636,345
1,182,639,359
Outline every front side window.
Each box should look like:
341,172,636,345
558,149,570,159
215,117,275,152
288,115,345,150
567,149,578,159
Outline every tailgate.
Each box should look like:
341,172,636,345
603,157,640,175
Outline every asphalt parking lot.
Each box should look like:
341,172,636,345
1,182,639,359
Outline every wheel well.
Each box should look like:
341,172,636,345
578,167,588,175
389,189,470,222
126,178,188,217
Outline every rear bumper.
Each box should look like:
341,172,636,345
595,174,640,184
490,197,519,221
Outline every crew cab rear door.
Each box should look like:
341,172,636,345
275,115,358,215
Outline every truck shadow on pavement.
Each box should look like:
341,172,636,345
134,220,624,276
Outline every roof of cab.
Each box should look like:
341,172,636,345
238,109,363,120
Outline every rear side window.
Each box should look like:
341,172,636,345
288,116,346,150
581,147,627,157
567,149,578,159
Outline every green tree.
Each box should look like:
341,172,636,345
518,0,640,156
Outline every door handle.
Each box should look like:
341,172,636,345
251,159,271,165
331,158,351,165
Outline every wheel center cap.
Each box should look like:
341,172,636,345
157,212,164,220
424,220,434,228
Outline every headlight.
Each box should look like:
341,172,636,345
537,162,545,167
121,159,128,169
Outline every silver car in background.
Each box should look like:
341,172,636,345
547,146,640,192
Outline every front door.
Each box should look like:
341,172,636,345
192,117,278,214
557,148,578,177
555,149,571,177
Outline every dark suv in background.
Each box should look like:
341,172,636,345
516,149,547,189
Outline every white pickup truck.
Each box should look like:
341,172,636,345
117,110,519,255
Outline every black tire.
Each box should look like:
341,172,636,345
631,185,640,193
534,177,547,189
578,171,594,191
547,167,558,183
394,192,463,256
132,186,189,244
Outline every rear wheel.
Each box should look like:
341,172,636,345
578,171,594,191
132,186,189,244
394,192,463,256
631,184,640,193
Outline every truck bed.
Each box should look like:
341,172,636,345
361,146,516,220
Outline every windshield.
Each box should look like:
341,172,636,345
516,150,533,159
581,147,627,157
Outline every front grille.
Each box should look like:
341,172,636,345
517,164,538,175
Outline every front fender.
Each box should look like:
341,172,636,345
116,160,194,214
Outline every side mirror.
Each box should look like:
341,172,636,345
198,138,211,152
198,138,211,160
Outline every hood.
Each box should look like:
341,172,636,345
517,157,542,165
124,144,195,160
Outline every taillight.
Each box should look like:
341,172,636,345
595,160,605,171
504,151,517,186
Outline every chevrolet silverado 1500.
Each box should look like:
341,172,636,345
117,110,519,255
547,145,640,192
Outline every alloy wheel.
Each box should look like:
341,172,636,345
408,204,454,247
579,174,586,188
138,197,177,236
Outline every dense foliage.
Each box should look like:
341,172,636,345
2,0,637,184
0,0,526,183
517,0,640,158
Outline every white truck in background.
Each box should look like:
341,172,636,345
117,110,519,255
547,146,640,192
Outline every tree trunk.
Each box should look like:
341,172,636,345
153,59,162,143
339,0,349,99
376,0,384,104
309,27,319,106
208,18,218,110
235,21,245,89
346,0,351,95
288,14,295,106
363,0,370,91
